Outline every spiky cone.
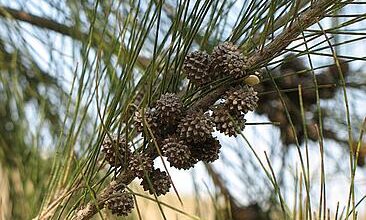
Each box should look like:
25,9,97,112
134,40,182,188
212,106,246,137
154,93,184,127
178,111,214,144
162,137,196,170
141,168,171,196
133,109,164,138
106,190,134,216
127,153,154,178
191,137,221,163
102,134,131,168
211,42,248,79
183,51,214,86
224,86,259,114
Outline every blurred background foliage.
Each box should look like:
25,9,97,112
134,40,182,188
0,0,365,219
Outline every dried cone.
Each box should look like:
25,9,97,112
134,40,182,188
212,106,246,137
154,93,184,126
178,112,214,144
141,168,171,196
225,86,259,114
102,134,131,167
106,190,134,216
211,42,248,79
133,109,161,135
127,153,154,178
191,137,221,163
183,51,213,86
162,137,196,170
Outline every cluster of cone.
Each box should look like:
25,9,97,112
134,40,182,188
184,42,259,136
252,54,366,170
255,54,350,146
101,134,169,216
183,42,249,85
100,42,260,216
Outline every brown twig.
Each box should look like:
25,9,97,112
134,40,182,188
246,0,338,68
0,6,151,68
0,6,86,40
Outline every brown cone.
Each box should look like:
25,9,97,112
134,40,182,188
162,137,196,170
133,110,159,133
212,105,246,137
178,111,214,144
102,134,131,168
225,86,259,114
106,190,134,216
141,168,171,196
183,51,214,86
154,93,184,127
211,42,248,79
127,153,154,179
191,137,221,163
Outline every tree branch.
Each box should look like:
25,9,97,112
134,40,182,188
71,172,135,220
69,0,338,219
246,0,338,67
190,0,338,113
0,6,151,68
0,6,86,40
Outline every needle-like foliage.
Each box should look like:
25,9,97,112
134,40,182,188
0,1,365,220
